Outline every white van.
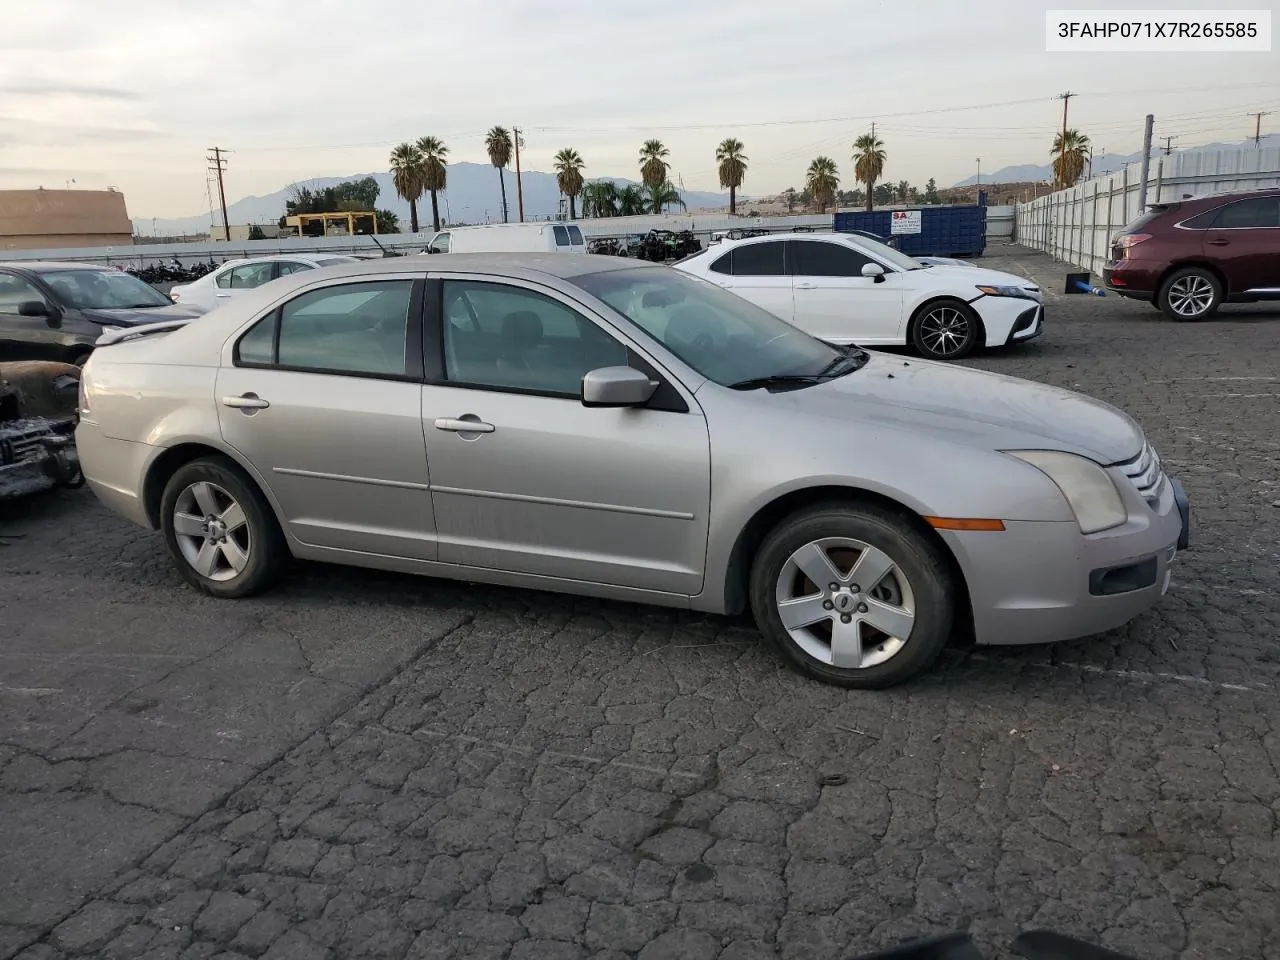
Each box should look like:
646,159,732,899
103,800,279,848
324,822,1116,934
424,222,586,255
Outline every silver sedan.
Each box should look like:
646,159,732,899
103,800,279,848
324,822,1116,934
75,254,1190,688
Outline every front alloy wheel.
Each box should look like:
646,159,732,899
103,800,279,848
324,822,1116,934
775,537,915,669
913,302,980,360
749,503,956,688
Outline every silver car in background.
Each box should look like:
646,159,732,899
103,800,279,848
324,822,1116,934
76,254,1190,688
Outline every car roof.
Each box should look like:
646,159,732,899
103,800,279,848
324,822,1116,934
0,260,121,272
313,252,661,283
1168,187,1280,206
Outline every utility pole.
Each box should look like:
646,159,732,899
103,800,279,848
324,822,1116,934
975,158,981,202
1137,115,1154,212
1056,91,1075,188
1160,135,1177,155
1249,111,1273,147
206,147,230,242
512,127,525,223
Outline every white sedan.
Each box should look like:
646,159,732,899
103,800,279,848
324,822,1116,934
674,232,1042,360
168,254,358,314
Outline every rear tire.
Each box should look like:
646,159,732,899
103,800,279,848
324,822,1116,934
1159,267,1222,321
748,502,956,689
159,456,288,598
911,300,982,361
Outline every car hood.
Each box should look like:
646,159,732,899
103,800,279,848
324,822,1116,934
770,352,1143,464
81,304,204,327
915,263,1041,294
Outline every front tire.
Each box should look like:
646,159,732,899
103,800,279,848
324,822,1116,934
911,300,981,360
1159,267,1222,321
160,457,287,598
748,502,956,689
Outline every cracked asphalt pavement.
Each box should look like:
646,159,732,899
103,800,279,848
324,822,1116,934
2,246,1278,960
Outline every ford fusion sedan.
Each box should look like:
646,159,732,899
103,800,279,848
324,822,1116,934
0,261,201,364
77,255,1188,688
168,254,359,313
674,232,1043,361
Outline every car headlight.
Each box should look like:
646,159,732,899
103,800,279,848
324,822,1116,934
100,325,122,332
1004,450,1127,534
976,284,1036,299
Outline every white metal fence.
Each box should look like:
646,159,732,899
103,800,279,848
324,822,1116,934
1014,146,1280,274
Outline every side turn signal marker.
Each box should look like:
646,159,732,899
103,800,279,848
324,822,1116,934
923,516,1006,532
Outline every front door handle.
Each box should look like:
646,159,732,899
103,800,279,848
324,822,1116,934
1206,238,1229,246
795,282,817,290
221,393,269,409
434,416,495,433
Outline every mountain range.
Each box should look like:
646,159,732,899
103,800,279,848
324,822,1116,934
135,164,734,236
952,133,1280,187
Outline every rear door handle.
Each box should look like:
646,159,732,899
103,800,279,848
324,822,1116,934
1206,238,1230,246
795,282,817,290
221,394,269,409
434,416,494,433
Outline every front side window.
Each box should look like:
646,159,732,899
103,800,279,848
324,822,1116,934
729,241,786,276
442,280,628,394
1215,196,1280,229
429,233,450,254
0,273,47,312
571,267,841,387
235,280,413,376
792,240,874,277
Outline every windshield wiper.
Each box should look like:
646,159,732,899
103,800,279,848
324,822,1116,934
816,346,870,376
728,373,826,391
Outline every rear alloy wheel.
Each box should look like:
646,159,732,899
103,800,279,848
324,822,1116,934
160,457,287,598
1159,267,1222,321
749,503,956,688
912,301,981,360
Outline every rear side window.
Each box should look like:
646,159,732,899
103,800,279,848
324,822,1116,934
709,253,732,275
1215,196,1280,229
729,241,786,276
1121,206,1176,234
553,225,570,247
568,226,584,246
1179,208,1223,229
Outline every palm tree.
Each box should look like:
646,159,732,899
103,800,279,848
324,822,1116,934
416,135,449,231
646,181,685,215
639,140,671,188
389,141,424,234
1051,129,1091,188
553,148,586,220
716,138,748,216
582,181,619,218
896,180,911,203
618,185,649,216
805,157,839,212
853,132,887,212
484,126,512,223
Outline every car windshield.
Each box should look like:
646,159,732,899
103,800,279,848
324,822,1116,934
843,234,925,271
570,266,846,387
40,269,173,309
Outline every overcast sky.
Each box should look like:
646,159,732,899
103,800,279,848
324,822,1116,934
2,0,1277,218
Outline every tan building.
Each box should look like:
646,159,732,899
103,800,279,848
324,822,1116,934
0,188,134,251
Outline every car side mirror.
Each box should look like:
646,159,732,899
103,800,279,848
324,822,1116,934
19,300,60,325
861,263,886,283
581,366,658,408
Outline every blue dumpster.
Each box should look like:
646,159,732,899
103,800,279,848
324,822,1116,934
834,204,987,258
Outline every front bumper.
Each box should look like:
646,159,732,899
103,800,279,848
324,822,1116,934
941,472,1189,646
970,295,1044,347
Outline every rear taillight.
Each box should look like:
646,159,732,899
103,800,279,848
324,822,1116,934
1115,233,1151,256
77,375,90,418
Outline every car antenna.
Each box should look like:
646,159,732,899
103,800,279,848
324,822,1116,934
369,235,402,258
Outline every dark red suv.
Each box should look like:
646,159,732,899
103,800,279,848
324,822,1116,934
1103,188,1280,320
